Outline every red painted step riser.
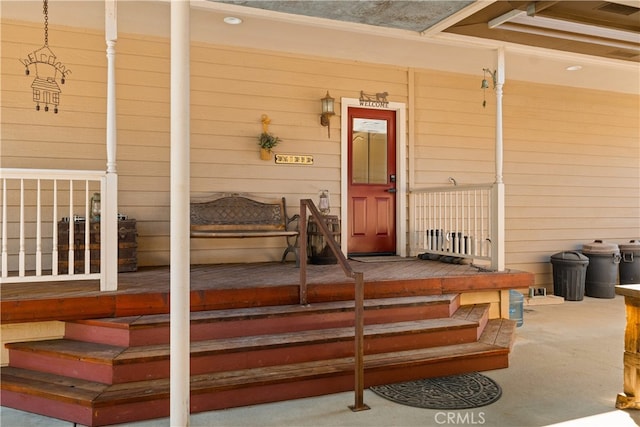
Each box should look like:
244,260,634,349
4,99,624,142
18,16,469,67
1,354,508,427
2,268,533,324
64,322,137,347
127,328,481,382
477,314,490,339
8,350,114,384
190,374,356,413
64,304,456,347
91,397,170,427
1,390,95,427
8,327,480,384
366,354,509,387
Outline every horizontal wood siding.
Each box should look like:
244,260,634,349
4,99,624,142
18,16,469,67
502,81,639,289
186,42,408,264
412,70,496,187
1,20,408,267
412,70,640,290
2,20,638,289
1,322,64,366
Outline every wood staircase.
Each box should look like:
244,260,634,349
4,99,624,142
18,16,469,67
1,294,516,426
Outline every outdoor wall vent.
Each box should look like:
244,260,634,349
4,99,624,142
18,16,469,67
597,2,639,16
609,49,640,59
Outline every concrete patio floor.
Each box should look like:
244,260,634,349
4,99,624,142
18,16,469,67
2,294,640,427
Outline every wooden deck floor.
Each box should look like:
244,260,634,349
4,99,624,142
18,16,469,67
1,259,534,324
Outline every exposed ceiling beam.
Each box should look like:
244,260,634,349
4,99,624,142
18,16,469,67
510,14,640,45
497,22,639,51
420,0,497,36
488,9,526,29
610,0,640,8
488,4,640,53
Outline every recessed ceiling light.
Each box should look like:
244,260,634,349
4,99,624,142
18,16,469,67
223,16,243,25
566,65,583,71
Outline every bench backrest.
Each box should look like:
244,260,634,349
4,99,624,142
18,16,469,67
190,196,287,232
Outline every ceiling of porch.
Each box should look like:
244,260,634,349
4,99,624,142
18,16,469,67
218,1,640,64
2,1,639,94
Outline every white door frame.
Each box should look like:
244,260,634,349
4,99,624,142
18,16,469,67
340,98,407,257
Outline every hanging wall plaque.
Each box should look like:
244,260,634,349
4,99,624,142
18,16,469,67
359,90,389,108
19,0,71,113
274,154,314,165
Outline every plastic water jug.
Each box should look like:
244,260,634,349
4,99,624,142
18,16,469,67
509,290,524,327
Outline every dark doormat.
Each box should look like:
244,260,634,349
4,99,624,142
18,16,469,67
349,256,416,263
370,373,502,409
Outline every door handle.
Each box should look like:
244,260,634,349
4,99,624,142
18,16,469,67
386,188,397,193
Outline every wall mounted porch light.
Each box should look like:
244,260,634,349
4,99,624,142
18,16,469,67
481,68,496,108
320,91,335,138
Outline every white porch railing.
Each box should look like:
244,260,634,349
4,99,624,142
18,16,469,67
1,168,109,287
410,183,496,265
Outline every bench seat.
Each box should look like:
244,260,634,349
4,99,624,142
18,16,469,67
190,230,299,238
190,195,299,265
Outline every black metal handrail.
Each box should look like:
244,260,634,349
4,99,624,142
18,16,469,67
299,199,369,412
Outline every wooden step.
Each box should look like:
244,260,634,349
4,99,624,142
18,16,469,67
63,294,461,347
0,318,515,427
452,302,491,339
7,309,486,385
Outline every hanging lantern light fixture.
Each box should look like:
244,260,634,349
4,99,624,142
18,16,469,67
481,68,496,108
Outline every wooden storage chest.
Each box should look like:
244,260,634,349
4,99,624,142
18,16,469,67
57,219,137,273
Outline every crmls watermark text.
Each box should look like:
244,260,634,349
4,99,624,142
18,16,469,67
434,411,486,425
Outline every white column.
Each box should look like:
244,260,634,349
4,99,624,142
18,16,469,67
170,1,191,425
105,0,117,175
495,48,504,185
492,47,505,272
103,0,118,291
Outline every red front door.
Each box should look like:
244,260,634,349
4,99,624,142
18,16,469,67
347,107,397,255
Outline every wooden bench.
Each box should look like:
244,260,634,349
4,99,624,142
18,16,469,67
190,194,299,265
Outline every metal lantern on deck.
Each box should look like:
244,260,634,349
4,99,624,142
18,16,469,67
90,192,101,221
308,190,340,265
318,189,330,215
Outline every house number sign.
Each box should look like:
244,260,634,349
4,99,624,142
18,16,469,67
274,154,314,165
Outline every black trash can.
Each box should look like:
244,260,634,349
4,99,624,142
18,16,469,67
582,240,620,298
550,251,589,301
620,240,640,285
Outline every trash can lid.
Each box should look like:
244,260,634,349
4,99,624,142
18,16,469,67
582,240,620,255
550,251,589,263
620,240,640,252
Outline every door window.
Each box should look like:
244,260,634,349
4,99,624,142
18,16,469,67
351,118,388,185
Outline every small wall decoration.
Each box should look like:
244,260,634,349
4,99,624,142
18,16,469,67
258,114,282,160
359,90,389,108
275,154,313,165
19,0,71,113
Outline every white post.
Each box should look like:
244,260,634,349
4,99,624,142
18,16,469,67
170,1,191,425
36,180,42,275
103,0,118,291
105,0,117,176
19,179,25,277
2,179,8,278
491,47,505,272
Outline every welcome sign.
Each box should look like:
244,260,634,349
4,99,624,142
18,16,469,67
359,90,389,108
